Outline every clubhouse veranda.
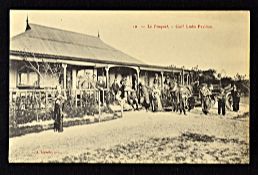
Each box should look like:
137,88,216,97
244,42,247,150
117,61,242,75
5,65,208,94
10,19,197,95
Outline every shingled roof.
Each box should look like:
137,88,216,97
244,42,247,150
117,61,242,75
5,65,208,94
10,23,145,65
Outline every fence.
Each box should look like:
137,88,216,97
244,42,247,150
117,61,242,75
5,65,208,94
9,88,120,126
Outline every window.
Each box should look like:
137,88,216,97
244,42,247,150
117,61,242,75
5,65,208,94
18,68,39,88
77,69,95,89
19,72,28,85
28,72,39,86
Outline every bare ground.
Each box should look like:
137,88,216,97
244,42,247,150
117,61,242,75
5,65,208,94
9,102,249,163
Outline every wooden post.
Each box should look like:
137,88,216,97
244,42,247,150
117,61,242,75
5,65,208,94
45,90,48,107
182,69,184,85
136,67,140,98
187,74,190,85
102,89,105,105
72,69,77,90
98,90,101,122
27,70,29,85
39,91,42,109
45,90,48,120
80,90,82,108
62,63,67,89
105,66,110,90
185,74,187,85
161,71,164,89
75,90,77,107
189,74,190,85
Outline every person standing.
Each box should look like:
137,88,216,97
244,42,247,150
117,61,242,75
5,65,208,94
90,74,97,89
120,78,126,99
139,81,150,111
53,85,67,132
178,87,186,115
163,76,171,101
164,76,171,90
152,79,163,112
170,80,178,112
153,73,161,87
111,76,120,96
231,84,240,112
217,87,226,116
96,76,106,105
200,83,212,115
132,74,138,91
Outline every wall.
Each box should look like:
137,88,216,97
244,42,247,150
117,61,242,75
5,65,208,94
9,61,17,89
40,74,59,88
9,60,60,89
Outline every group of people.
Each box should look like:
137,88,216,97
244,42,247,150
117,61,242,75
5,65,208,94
110,73,241,117
110,75,140,110
110,73,191,114
200,83,241,116
53,73,242,132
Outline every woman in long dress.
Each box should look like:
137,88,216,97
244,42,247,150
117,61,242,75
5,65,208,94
152,79,163,112
139,81,150,111
53,85,67,132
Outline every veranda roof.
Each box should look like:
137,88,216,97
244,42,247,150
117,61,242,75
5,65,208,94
10,23,145,66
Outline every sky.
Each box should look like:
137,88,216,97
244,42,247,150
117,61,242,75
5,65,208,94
10,10,250,78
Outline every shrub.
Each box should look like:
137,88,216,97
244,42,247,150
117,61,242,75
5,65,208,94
15,109,37,124
9,106,17,128
9,89,105,125
64,107,86,118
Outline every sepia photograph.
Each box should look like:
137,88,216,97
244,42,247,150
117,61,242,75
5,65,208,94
9,10,250,163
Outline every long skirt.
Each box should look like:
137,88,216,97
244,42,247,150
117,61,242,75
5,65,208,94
152,95,162,112
54,103,63,132
157,96,163,111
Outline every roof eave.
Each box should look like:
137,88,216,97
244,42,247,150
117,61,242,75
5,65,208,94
10,50,190,72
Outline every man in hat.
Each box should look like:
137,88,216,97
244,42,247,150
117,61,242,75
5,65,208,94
218,87,226,116
231,84,240,112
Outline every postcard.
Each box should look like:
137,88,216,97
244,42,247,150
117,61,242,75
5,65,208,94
9,10,250,163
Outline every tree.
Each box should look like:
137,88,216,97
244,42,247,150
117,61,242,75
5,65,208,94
234,73,247,81
18,51,65,122
233,73,249,96
220,76,233,87
21,51,63,88
199,69,218,84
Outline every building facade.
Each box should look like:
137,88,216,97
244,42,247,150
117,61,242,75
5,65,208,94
10,21,194,92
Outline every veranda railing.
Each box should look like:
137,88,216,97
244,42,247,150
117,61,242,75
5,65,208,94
9,88,119,125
